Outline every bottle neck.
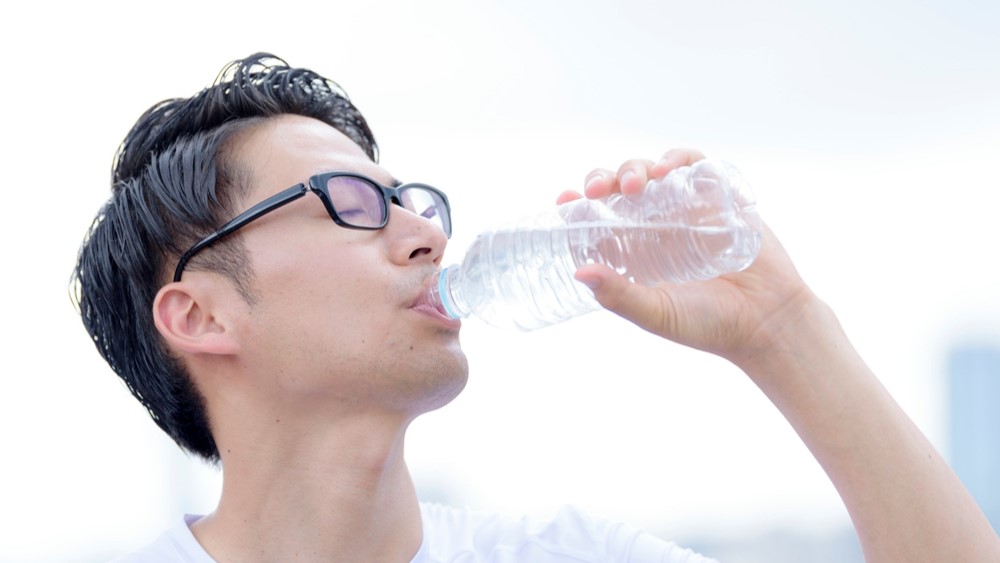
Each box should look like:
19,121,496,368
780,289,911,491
427,266,464,319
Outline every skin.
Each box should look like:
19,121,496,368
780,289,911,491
154,115,467,561
153,120,1000,562
568,149,1000,562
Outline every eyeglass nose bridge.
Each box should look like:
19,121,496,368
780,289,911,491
386,192,404,208
383,190,426,232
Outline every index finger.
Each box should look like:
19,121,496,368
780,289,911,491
651,148,706,177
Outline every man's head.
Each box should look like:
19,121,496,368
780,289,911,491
73,53,466,463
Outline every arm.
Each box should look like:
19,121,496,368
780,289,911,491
564,149,1000,562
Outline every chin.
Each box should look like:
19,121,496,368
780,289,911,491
413,353,470,415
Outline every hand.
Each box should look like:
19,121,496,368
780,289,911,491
558,149,814,364
563,150,1000,562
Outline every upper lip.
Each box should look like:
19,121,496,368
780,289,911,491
409,270,441,310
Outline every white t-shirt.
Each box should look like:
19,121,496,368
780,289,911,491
111,503,717,562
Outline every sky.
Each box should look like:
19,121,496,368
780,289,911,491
1,0,998,560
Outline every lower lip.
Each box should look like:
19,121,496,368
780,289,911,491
412,304,463,329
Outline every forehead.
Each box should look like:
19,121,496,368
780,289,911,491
232,114,389,200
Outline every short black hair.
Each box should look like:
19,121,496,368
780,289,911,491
72,53,377,462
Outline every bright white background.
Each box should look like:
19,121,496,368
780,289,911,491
1,1,998,561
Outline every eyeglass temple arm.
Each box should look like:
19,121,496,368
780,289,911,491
172,184,310,282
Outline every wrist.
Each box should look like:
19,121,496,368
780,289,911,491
730,291,853,388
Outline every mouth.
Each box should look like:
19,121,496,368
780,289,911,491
410,272,461,327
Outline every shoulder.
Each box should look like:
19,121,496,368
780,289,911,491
108,515,214,563
417,503,717,562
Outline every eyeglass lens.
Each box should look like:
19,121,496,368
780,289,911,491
399,188,448,232
325,176,386,228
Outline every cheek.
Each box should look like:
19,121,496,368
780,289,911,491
243,273,393,390
252,245,392,341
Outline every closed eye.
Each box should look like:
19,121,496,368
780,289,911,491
337,206,369,220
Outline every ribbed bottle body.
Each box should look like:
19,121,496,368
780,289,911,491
433,160,762,330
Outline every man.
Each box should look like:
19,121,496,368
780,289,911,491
74,52,1000,562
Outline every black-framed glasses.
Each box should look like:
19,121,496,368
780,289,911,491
173,172,452,282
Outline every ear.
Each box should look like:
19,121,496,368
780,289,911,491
153,281,241,356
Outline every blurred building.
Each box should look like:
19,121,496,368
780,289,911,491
948,345,1000,532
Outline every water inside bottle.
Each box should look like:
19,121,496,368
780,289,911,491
428,219,760,329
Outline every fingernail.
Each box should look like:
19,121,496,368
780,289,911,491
620,171,636,189
577,275,602,290
584,173,604,191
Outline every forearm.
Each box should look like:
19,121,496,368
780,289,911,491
737,295,1000,562
575,153,999,559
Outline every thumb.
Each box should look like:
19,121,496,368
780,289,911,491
574,264,671,334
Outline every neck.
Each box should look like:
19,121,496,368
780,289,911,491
193,410,423,562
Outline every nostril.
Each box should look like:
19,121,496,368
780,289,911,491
409,247,432,260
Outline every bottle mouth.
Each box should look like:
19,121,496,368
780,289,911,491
426,267,460,319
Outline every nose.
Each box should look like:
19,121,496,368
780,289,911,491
385,204,448,266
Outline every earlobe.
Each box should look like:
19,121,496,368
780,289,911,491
153,282,241,356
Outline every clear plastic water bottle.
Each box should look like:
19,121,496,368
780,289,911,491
427,159,763,330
